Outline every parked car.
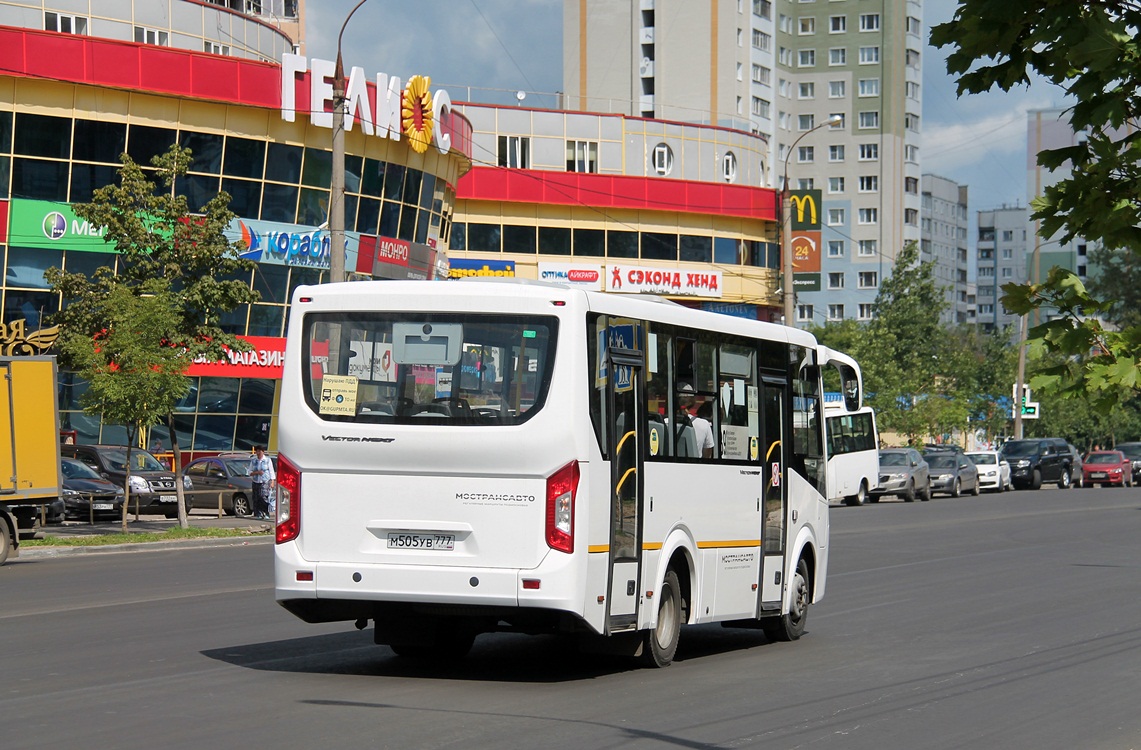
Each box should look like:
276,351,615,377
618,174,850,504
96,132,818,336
183,456,255,517
59,444,190,517
60,457,125,520
1081,450,1134,488
926,452,980,497
1115,442,1141,484
1067,444,1085,488
868,448,931,502
964,450,1012,492
9,500,64,535
1000,438,1074,490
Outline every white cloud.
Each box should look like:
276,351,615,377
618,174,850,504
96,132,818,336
307,0,563,108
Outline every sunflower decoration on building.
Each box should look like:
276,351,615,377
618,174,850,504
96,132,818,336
401,75,434,154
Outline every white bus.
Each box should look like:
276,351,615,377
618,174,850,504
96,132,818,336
824,405,879,506
273,280,864,666
816,346,878,506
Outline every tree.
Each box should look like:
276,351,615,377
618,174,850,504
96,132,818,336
864,242,949,444
931,1,1141,410
1087,245,1141,330
47,145,258,528
55,283,188,531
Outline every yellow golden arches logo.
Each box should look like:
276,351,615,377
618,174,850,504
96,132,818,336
402,75,435,154
790,193,818,225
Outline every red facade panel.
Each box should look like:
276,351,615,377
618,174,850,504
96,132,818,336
190,56,243,102
0,25,281,108
25,33,86,82
88,41,143,89
457,167,778,222
0,26,474,159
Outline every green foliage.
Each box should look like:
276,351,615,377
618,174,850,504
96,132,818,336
46,145,259,528
812,245,1019,445
1027,358,1141,449
1087,245,1141,330
864,242,948,443
47,146,258,367
1002,269,1139,412
56,282,188,429
932,1,1141,406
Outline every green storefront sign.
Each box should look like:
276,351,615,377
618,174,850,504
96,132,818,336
8,199,110,252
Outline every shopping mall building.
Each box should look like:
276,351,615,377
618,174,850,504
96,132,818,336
0,1,780,453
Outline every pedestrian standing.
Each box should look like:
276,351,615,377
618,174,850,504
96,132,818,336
249,445,276,520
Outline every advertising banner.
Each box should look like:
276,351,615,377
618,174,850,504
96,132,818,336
606,264,723,298
185,335,286,379
228,218,360,271
537,262,603,289
357,235,437,280
789,190,822,231
791,231,822,273
9,199,110,252
793,272,821,293
702,302,758,320
448,258,515,279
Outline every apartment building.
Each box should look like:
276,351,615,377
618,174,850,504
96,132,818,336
563,0,924,327
920,174,969,325
975,206,1028,333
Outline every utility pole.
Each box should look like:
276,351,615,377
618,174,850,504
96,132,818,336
328,0,371,284
781,116,841,326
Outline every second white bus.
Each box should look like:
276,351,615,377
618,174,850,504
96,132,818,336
273,280,865,666
824,404,880,505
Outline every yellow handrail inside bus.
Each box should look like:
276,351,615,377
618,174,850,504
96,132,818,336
615,466,637,496
615,429,636,456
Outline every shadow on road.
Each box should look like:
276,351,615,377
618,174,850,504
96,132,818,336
201,623,777,682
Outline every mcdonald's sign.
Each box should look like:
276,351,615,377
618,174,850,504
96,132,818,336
789,190,821,231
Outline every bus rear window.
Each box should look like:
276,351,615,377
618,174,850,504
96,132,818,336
302,312,558,425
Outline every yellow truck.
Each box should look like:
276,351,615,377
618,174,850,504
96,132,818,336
0,356,63,565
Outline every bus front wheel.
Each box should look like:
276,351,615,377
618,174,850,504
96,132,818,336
640,569,682,667
762,558,810,642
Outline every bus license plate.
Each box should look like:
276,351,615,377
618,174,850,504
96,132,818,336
159,495,177,503
387,533,455,551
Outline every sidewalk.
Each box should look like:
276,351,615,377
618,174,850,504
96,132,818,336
18,511,274,558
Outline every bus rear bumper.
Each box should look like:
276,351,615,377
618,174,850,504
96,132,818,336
274,543,587,625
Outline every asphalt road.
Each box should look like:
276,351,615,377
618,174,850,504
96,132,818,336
2,486,1140,749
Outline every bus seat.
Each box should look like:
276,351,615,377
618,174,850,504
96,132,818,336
675,424,698,458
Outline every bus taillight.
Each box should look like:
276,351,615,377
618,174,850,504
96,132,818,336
275,453,301,544
546,460,579,553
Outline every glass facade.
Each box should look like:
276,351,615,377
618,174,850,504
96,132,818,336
0,109,460,452
450,221,779,270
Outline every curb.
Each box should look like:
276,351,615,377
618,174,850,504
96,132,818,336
17,533,275,559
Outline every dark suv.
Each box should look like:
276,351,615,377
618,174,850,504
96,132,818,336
1000,438,1074,490
1115,442,1141,483
59,444,186,517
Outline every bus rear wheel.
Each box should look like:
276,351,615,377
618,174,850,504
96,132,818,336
640,569,682,667
844,481,868,506
762,558,810,642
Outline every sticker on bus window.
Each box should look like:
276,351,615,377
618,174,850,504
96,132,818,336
318,374,359,416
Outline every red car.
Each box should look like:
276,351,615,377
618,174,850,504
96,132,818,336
1081,451,1134,487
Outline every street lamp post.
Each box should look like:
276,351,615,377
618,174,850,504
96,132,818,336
329,0,371,284
1012,234,1058,438
781,116,842,326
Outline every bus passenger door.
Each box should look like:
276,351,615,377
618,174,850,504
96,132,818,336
606,351,643,633
759,377,786,613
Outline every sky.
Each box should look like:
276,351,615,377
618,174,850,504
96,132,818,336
304,0,1072,218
